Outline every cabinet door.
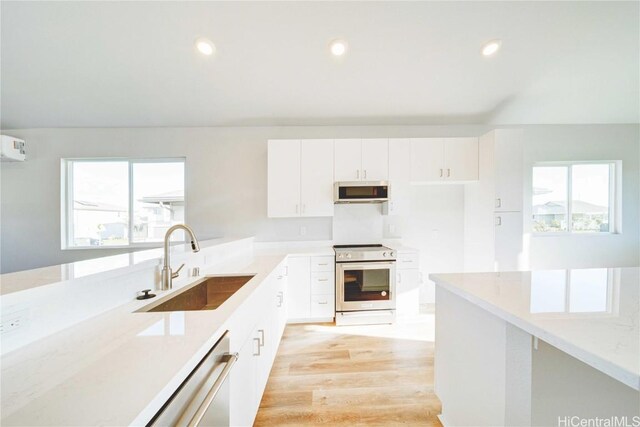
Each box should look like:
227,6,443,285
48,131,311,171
494,130,524,212
361,138,389,181
286,256,311,319
301,139,334,217
410,138,444,182
253,319,270,402
229,333,258,427
275,271,287,339
444,137,478,181
396,269,420,316
267,140,301,217
311,294,335,318
334,139,362,181
494,212,524,272
388,138,412,182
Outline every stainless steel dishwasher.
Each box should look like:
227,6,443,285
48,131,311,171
148,331,238,427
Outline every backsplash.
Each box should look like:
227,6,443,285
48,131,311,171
333,204,384,244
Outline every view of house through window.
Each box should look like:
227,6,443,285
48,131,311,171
532,162,614,233
64,159,185,248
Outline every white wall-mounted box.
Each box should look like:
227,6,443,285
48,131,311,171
0,135,26,162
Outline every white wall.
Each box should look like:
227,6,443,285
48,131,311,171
0,125,484,274
2,124,638,283
523,125,640,269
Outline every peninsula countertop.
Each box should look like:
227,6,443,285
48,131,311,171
0,252,287,426
430,267,640,390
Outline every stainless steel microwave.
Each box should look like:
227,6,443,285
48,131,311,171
334,181,390,203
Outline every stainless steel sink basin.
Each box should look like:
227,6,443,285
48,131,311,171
141,275,255,312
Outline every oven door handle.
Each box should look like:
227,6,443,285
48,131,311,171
339,262,395,270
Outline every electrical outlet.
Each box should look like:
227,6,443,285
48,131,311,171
300,226,307,236
0,312,26,334
389,224,396,234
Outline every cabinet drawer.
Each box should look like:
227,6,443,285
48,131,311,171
397,252,419,268
311,271,335,295
311,294,335,317
311,256,334,272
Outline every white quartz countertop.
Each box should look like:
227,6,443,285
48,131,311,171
0,236,251,296
430,268,640,390
0,252,287,426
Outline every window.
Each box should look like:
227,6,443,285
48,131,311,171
62,158,185,248
532,162,617,234
530,268,615,315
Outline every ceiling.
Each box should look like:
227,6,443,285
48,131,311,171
1,1,638,128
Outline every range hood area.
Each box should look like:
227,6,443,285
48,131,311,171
333,181,390,204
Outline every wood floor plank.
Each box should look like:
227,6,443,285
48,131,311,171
255,318,441,426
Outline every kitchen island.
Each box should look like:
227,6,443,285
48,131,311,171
431,268,639,426
0,237,333,426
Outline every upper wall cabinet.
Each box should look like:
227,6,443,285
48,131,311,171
334,139,389,181
268,139,334,218
411,137,479,183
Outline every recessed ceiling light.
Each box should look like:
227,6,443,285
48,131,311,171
482,39,501,57
195,37,215,56
329,39,348,57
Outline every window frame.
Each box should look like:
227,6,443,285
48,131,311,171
61,157,186,250
531,160,620,236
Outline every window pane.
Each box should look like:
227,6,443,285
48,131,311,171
530,270,567,313
569,269,609,313
132,162,185,243
532,166,568,232
571,164,610,233
72,161,129,246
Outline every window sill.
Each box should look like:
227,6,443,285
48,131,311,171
531,232,621,238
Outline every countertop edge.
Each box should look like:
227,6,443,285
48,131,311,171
431,274,640,391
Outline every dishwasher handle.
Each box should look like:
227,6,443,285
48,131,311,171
187,352,238,427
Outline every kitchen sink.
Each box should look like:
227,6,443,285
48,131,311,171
142,275,255,312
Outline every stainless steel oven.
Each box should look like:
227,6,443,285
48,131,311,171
334,245,396,325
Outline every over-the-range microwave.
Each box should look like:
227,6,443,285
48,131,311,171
334,181,390,203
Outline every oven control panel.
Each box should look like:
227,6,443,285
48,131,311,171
334,246,396,262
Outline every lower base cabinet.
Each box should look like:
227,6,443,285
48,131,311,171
229,264,288,426
396,251,420,317
287,255,335,323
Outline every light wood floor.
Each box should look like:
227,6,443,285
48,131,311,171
254,312,442,426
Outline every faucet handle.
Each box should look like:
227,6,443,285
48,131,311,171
172,263,185,279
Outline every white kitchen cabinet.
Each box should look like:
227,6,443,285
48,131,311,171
274,269,287,339
310,271,333,294
229,329,259,427
301,139,334,216
287,255,335,322
267,139,301,217
267,139,333,218
494,212,524,272
361,138,389,180
494,132,524,212
388,138,412,182
334,138,389,181
286,256,311,319
229,267,288,426
334,139,362,181
384,138,412,216
410,138,443,182
445,137,479,181
311,294,335,318
463,129,525,273
396,250,420,317
254,312,274,399
411,137,479,183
